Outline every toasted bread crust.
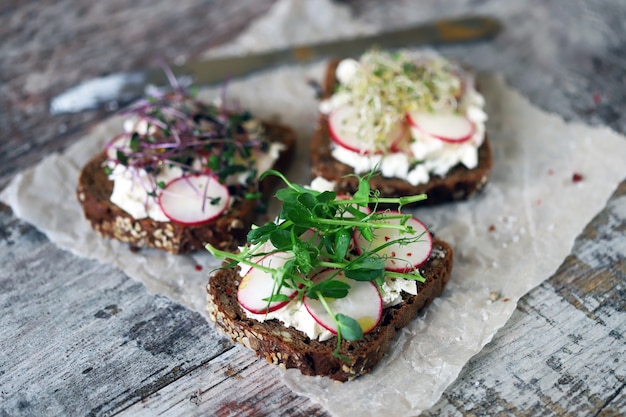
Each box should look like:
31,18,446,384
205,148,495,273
311,59,493,205
206,238,453,381
77,122,296,254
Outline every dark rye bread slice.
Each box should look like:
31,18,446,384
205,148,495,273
311,59,493,205
206,238,453,382
77,122,296,254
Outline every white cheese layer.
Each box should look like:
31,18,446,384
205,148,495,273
109,164,184,222
241,269,418,341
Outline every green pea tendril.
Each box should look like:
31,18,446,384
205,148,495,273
206,170,429,361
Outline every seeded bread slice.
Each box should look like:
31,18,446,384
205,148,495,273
206,238,453,382
77,122,296,254
311,59,493,205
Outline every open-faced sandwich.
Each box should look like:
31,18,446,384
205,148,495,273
77,89,296,254
206,171,453,381
311,49,492,204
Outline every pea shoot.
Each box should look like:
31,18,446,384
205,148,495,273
105,88,268,200
207,170,431,360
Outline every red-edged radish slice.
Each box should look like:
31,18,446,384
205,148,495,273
328,105,406,154
388,123,411,153
354,211,432,272
158,174,230,225
238,240,277,277
237,252,297,314
105,134,131,161
406,111,475,144
303,269,382,335
387,123,409,153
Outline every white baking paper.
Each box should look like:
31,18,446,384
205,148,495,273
2,1,626,416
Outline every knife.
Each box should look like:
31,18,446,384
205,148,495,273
49,15,501,115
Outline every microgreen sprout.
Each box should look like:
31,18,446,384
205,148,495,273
207,170,430,360
333,49,463,150
105,72,270,204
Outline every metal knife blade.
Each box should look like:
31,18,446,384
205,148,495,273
50,15,501,114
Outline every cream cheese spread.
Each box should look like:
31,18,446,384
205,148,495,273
242,272,418,341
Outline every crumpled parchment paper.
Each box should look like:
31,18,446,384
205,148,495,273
2,0,626,416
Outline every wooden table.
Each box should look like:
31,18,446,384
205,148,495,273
1,1,625,415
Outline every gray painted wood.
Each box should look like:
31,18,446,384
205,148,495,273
1,0,625,416
0,203,327,417
423,181,626,416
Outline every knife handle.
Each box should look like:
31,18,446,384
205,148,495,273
50,16,501,114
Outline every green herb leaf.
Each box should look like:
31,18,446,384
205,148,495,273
275,187,299,203
336,314,363,341
297,192,317,210
345,257,385,281
269,229,291,249
116,150,129,166
286,206,315,227
292,239,314,274
334,228,352,261
358,225,374,242
129,132,141,152
247,222,277,244
317,191,336,203
208,155,220,171
352,177,370,204
262,293,291,303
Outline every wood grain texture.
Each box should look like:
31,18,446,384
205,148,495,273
1,0,626,416
0,0,276,190
423,181,626,416
0,202,328,417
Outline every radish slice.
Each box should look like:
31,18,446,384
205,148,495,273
304,269,382,335
406,111,475,143
105,134,131,161
329,105,406,154
158,174,230,225
238,240,277,277
354,211,432,272
238,252,297,314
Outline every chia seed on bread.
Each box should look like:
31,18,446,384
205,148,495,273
311,58,493,205
206,238,453,382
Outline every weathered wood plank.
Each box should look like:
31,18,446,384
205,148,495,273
0,207,224,416
121,346,329,417
0,202,328,417
423,181,626,416
0,0,277,189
